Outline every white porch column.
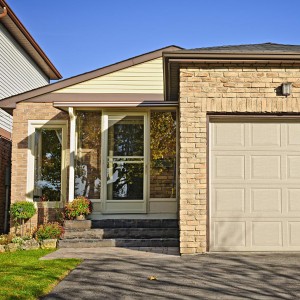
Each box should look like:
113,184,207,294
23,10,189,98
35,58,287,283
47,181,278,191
68,107,76,201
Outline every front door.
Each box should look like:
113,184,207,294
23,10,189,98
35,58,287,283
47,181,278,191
102,112,147,213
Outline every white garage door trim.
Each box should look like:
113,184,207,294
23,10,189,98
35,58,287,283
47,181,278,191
209,116,300,252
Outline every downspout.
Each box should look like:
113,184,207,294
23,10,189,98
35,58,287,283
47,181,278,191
68,107,76,202
4,165,11,233
0,7,7,19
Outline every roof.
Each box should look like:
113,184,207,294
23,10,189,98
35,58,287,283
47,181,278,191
181,43,300,53
0,0,61,79
163,42,300,101
0,45,182,112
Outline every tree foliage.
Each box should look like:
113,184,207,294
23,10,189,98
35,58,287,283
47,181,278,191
150,111,176,168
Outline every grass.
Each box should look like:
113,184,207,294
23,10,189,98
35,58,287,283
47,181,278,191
0,249,82,300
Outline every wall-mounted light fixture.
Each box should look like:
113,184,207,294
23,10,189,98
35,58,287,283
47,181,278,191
282,82,292,96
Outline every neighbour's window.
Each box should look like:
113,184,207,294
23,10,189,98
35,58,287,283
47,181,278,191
75,111,102,199
150,111,177,198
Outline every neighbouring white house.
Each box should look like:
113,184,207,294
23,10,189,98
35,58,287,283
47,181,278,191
0,0,61,233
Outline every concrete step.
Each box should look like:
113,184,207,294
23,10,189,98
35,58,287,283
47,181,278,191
63,229,104,239
91,219,178,229
58,238,179,248
59,239,115,248
63,228,179,239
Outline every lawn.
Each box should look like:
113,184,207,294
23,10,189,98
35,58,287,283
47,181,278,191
0,249,82,300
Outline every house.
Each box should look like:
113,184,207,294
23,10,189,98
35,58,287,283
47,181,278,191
0,0,61,233
1,42,300,255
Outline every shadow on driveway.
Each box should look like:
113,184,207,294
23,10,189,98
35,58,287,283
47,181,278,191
41,249,300,299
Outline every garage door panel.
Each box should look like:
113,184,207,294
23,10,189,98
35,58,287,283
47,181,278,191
250,189,282,213
214,221,246,247
287,123,300,146
213,123,245,147
214,155,245,179
210,119,300,252
250,155,281,179
252,222,283,247
287,189,300,212
287,156,300,179
288,222,300,246
250,123,281,147
214,188,245,213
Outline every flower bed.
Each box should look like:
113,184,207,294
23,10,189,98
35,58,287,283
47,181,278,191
0,222,64,253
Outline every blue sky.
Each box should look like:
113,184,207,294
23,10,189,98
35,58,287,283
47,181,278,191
8,0,300,80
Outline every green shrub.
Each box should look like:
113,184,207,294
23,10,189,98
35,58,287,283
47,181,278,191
11,237,24,245
64,196,92,220
10,201,36,220
34,222,64,241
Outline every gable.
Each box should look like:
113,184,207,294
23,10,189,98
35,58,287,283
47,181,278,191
53,58,163,94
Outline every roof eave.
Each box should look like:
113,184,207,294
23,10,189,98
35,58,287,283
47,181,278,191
163,51,300,59
0,45,183,109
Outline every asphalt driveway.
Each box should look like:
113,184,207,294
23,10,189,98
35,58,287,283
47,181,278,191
41,248,300,299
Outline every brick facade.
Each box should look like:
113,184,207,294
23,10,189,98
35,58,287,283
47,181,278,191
0,136,11,233
179,64,300,254
11,102,68,230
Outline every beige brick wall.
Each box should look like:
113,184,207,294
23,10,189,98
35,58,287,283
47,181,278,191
11,102,68,229
179,64,300,255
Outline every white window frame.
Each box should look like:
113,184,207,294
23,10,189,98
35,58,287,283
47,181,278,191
26,120,68,207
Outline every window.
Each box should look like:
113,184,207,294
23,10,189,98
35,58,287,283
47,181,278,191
150,111,177,198
107,115,144,200
27,121,67,203
75,111,102,199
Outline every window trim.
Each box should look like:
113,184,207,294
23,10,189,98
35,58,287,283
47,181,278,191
26,120,68,207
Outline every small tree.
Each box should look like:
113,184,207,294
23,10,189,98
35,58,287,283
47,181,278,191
10,201,36,236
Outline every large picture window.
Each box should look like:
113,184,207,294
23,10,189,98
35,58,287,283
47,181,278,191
27,121,67,203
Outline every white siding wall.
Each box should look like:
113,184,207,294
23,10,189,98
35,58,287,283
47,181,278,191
0,23,50,133
54,58,163,94
0,109,12,132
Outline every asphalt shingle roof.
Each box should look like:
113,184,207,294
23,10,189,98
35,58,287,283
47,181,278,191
184,43,300,53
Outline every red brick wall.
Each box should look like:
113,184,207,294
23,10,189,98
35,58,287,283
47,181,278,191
0,136,11,233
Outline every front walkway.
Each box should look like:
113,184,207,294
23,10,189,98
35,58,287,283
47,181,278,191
42,248,300,299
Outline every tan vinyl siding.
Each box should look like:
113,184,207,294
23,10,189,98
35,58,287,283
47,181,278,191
54,58,163,94
0,23,49,100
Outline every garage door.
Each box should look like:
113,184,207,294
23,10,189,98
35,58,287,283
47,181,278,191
210,118,300,251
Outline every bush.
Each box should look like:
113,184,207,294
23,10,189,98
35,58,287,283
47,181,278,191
0,234,14,245
34,222,64,241
64,196,92,220
11,236,24,245
10,201,36,220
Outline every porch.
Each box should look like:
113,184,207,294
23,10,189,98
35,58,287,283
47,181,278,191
28,107,178,221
